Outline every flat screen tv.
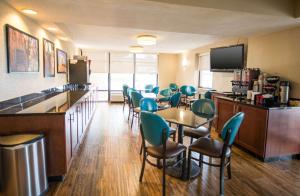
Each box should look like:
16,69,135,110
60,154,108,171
210,44,244,72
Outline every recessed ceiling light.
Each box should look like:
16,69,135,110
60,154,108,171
21,9,38,15
129,45,144,53
137,35,157,46
46,27,58,32
58,36,69,41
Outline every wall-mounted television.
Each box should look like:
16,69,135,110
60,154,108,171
210,44,244,72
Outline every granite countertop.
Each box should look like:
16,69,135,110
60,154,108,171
0,90,89,115
216,96,300,110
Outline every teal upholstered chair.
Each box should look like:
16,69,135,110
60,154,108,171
151,86,160,95
144,84,154,93
181,85,197,109
139,98,176,154
169,92,182,108
130,91,143,128
204,91,212,99
159,88,172,102
169,83,178,92
139,111,186,196
184,99,215,144
187,112,245,195
127,88,137,121
122,84,129,111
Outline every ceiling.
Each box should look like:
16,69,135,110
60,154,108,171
5,0,300,53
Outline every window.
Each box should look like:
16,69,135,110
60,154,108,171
199,70,213,88
198,53,213,88
110,52,134,91
135,53,158,90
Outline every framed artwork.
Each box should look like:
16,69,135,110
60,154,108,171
56,49,67,73
6,24,39,73
43,39,55,77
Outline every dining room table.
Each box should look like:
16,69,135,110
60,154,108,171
156,107,214,180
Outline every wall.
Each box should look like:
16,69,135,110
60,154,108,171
158,53,178,89
176,26,300,98
176,38,248,92
247,27,300,98
0,2,78,101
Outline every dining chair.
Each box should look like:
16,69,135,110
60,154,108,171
144,84,154,93
158,88,172,102
204,91,212,99
184,99,215,144
151,86,160,95
187,112,245,195
169,92,182,108
130,91,143,128
139,98,177,154
122,84,129,111
139,111,186,196
127,88,137,121
169,83,178,92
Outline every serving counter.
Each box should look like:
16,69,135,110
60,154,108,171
0,89,97,180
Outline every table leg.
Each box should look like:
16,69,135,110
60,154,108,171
177,124,183,144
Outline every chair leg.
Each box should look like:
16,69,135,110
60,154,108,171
227,157,232,179
139,143,143,155
181,151,186,180
157,159,162,168
128,108,131,121
131,112,134,128
220,159,225,196
190,137,193,145
172,133,176,142
162,158,166,196
187,149,191,179
199,154,203,168
139,150,146,182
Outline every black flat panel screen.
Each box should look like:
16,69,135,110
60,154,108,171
210,44,244,72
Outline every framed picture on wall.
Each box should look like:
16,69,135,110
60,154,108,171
6,24,39,73
56,49,67,73
43,39,55,77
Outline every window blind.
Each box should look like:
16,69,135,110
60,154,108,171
110,52,134,73
85,50,109,73
135,53,158,73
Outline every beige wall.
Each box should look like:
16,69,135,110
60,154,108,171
248,27,300,98
158,53,178,89
0,2,78,101
176,26,300,98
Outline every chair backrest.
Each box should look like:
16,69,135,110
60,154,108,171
127,88,136,99
204,91,212,99
131,91,144,108
140,111,170,146
169,92,182,107
180,85,188,95
160,88,171,97
186,86,196,96
145,84,154,93
169,83,178,91
122,84,129,97
140,98,158,112
221,112,245,146
191,99,215,119
151,86,160,95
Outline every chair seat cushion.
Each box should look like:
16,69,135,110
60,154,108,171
158,97,170,102
189,137,231,158
147,141,186,159
133,107,141,113
183,126,209,139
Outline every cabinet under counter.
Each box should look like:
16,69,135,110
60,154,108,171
0,90,97,180
214,96,300,161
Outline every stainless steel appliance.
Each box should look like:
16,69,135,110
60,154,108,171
280,81,290,104
0,134,48,196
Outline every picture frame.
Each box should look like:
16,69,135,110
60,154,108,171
56,49,67,73
6,24,39,73
43,38,55,77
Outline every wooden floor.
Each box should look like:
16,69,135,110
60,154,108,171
48,103,300,196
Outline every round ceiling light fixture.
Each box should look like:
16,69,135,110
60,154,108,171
129,45,144,53
21,9,38,15
137,35,157,45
